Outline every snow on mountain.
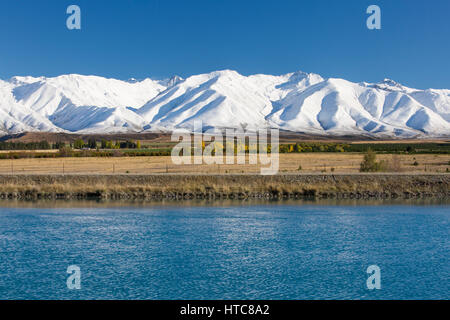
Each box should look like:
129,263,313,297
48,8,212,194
268,77,449,137
410,89,450,122
138,70,278,130
0,79,61,134
0,71,449,137
8,74,167,132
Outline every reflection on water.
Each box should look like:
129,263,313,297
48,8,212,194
0,201,448,300
0,197,449,209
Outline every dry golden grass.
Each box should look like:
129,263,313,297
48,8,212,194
0,173,448,198
0,153,448,175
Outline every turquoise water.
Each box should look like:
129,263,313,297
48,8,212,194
0,203,448,300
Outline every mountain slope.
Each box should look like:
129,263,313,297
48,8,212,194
0,80,61,134
8,74,167,132
0,71,448,137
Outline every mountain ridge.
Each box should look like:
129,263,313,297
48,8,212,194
0,70,449,137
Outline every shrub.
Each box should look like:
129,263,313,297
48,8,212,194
360,148,386,172
113,150,124,157
59,146,73,157
386,154,402,172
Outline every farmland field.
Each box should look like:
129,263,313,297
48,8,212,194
0,153,448,175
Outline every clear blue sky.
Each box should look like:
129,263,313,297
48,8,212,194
0,0,449,89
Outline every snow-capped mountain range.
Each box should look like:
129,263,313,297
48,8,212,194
0,70,449,137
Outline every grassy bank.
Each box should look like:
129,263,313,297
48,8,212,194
0,173,448,200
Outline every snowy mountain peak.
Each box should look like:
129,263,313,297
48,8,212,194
9,76,45,85
0,71,448,137
287,70,310,78
207,69,243,79
167,75,183,87
381,78,401,86
380,78,407,89
360,78,412,94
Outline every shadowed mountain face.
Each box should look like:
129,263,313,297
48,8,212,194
0,71,449,137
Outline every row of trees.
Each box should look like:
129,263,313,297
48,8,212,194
71,139,142,150
279,143,347,153
0,139,144,150
279,142,449,154
1,139,447,154
0,141,51,150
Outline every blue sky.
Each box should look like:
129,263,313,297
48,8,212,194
0,0,449,89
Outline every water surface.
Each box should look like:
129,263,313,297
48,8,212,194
0,202,448,299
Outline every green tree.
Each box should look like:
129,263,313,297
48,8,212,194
54,141,66,149
74,139,85,149
38,141,51,150
88,139,97,149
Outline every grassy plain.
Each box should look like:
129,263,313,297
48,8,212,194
0,153,448,175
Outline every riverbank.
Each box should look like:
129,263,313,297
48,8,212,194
0,174,448,200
